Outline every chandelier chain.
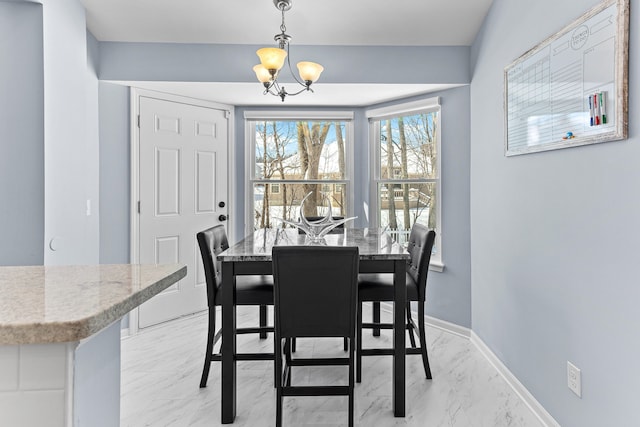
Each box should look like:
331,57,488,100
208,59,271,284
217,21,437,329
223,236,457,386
280,7,287,34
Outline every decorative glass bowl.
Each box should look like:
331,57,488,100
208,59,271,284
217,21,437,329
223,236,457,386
276,192,356,244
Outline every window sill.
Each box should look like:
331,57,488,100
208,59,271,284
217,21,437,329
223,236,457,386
429,261,444,273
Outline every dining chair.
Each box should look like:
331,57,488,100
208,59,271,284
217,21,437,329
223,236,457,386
357,223,436,381
294,215,347,353
272,246,359,427
196,225,274,388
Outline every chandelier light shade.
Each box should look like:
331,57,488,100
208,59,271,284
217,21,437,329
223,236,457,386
256,47,287,73
254,0,324,102
296,61,324,83
252,64,273,83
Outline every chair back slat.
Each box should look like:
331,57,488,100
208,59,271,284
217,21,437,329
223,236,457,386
406,223,436,300
272,246,359,339
196,225,229,307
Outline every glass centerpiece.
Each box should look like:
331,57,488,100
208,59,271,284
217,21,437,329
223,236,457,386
276,192,356,244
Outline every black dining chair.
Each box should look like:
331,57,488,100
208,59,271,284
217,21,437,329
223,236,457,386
272,246,359,427
357,223,436,381
196,225,274,388
294,215,348,352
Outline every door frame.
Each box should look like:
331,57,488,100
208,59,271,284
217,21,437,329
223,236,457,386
129,88,236,336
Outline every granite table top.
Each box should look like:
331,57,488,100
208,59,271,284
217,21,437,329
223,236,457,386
218,228,409,262
0,263,186,345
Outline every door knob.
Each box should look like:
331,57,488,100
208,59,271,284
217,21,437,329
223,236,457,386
219,215,227,222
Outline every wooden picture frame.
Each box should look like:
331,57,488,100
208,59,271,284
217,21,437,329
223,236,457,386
504,0,629,156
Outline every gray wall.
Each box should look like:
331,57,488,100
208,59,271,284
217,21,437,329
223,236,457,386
99,43,470,85
0,1,44,266
43,0,100,265
97,82,130,329
99,83,130,264
1,0,100,267
85,30,101,264
470,0,639,425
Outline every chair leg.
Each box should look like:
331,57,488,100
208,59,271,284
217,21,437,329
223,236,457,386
284,339,293,386
372,301,381,336
275,337,283,427
199,306,216,388
406,303,417,348
348,391,354,427
276,387,283,427
417,302,432,379
273,329,278,388
259,305,268,339
348,337,355,427
356,301,363,383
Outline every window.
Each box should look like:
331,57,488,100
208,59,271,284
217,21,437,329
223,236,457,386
246,112,353,232
368,98,442,266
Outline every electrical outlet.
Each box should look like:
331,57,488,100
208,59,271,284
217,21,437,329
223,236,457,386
567,361,581,397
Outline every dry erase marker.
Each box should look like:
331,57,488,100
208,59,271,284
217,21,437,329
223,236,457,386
594,94,600,125
589,95,594,126
600,92,607,124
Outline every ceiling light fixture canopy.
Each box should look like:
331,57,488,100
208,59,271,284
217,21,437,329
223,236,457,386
253,0,324,102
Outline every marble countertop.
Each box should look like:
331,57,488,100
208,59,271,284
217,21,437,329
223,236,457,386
0,264,186,345
218,228,409,262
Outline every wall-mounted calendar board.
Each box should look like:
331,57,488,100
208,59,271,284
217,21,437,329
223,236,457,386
504,0,629,156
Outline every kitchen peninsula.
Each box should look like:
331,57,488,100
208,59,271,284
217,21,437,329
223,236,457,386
0,263,186,427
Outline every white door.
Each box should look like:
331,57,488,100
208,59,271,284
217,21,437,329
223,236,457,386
138,95,229,328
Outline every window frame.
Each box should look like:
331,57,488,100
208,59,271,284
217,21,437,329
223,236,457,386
244,111,355,236
367,97,443,271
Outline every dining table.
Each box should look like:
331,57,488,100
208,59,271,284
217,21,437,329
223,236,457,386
217,227,410,423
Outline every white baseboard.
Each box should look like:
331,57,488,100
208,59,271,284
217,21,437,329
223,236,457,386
424,315,471,338
470,332,560,427
378,302,471,338
416,307,558,426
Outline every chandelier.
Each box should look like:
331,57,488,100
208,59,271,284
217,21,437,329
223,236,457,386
253,0,324,102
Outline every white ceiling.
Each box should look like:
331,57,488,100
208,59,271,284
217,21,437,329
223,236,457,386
83,0,493,106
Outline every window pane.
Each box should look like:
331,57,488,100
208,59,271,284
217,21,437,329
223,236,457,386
254,121,347,180
378,182,436,249
378,112,438,180
253,183,347,230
